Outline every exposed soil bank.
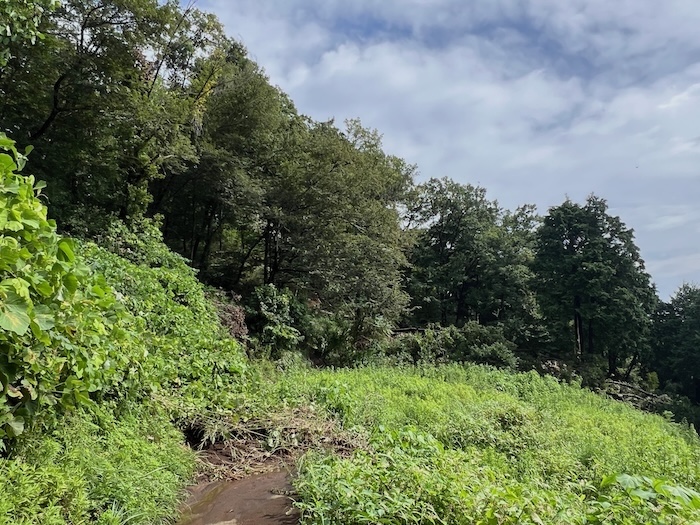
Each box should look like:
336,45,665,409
176,470,299,525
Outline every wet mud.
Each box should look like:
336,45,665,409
177,470,299,525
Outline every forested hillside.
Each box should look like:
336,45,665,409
1,1,700,524
2,0,697,413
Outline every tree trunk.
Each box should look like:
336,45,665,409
198,203,218,270
623,353,638,381
573,295,583,360
440,292,447,325
234,234,264,288
608,350,618,378
455,281,469,327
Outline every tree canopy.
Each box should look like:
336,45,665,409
0,0,697,415
533,196,656,378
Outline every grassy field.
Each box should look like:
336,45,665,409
252,363,700,524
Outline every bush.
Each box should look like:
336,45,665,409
246,285,303,359
0,134,143,448
85,230,248,418
0,402,194,525
0,136,248,522
386,322,518,369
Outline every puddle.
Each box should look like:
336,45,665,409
177,470,300,525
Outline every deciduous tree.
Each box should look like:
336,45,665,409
533,195,656,378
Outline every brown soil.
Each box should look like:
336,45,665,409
176,470,299,525
174,407,366,525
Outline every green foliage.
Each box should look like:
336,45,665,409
652,284,700,404
86,220,248,419
404,179,539,335
588,474,700,524
0,0,59,66
0,0,229,225
0,134,141,446
287,297,350,362
264,365,700,524
297,435,700,524
534,196,656,377
247,285,302,358
0,164,245,522
158,105,412,346
0,402,194,525
387,323,518,369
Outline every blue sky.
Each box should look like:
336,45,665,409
200,0,700,298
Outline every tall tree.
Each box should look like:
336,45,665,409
0,0,228,229
533,195,656,377
153,58,415,342
404,178,538,335
152,45,293,277
650,284,700,402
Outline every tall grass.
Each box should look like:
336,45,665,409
261,364,700,524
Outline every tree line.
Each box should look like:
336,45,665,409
1,0,698,418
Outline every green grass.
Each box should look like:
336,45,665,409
254,364,700,524
2,216,700,524
0,402,195,525
0,227,244,525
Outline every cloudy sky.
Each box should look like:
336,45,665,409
200,0,700,298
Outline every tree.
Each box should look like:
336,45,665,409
0,0,59,66
0,0,228,229
650,284,700,402
404,178,538,338
533,195,656,378
152,46,293,278
153,60,415,348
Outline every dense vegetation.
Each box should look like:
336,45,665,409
283,366,700,524
1,1,700,524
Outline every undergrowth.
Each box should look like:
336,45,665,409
251,364,700,524
0,134,248,525
0,402,194,525
0,224,251,524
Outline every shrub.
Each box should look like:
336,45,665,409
85,233,248,418
386,323,518,369
0,403,194,525
0,134,142,448
246,285,302,359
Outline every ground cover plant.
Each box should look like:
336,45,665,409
255,365,700,524
0,403,194,525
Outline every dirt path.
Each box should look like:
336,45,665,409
176,471,300,525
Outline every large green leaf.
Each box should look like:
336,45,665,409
4,415,24,437
32,304,55,331
0,291,31,335
57,239,75,262
0,153,16,174
63,273,79,294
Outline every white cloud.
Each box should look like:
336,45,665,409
648,253,700,292
200,0,700,296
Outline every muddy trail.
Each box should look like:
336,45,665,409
176,470,299,525
175,407,365,525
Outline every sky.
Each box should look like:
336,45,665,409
199,0,700,299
